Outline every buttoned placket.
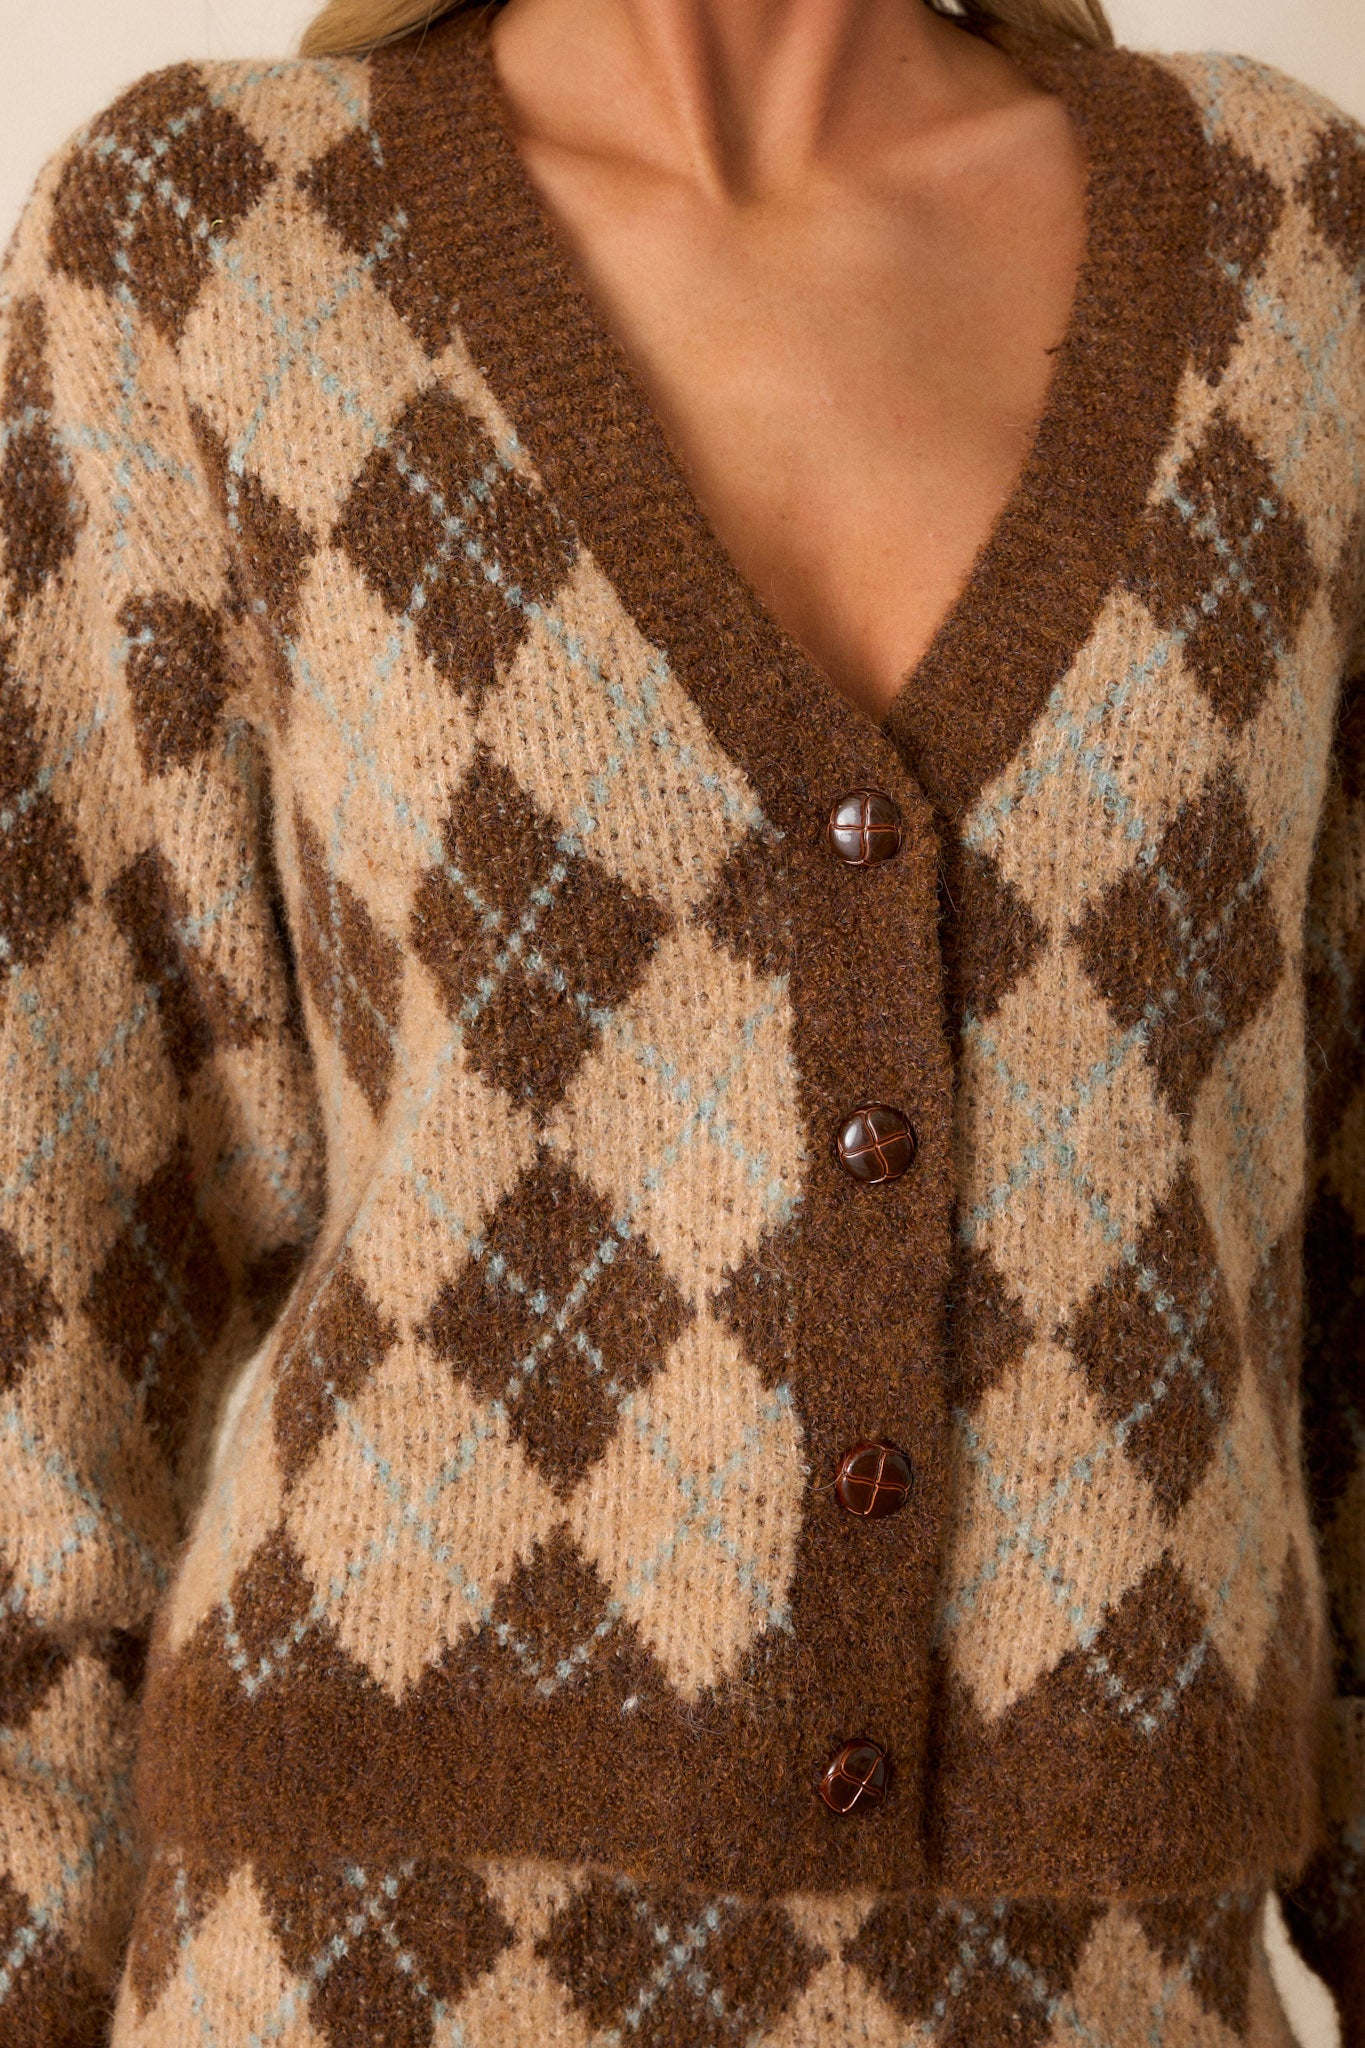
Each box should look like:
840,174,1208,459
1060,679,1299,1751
349,0,1212,1892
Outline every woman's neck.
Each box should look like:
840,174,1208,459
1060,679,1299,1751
489,0,1027,202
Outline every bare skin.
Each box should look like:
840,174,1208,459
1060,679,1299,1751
487,0,1089,723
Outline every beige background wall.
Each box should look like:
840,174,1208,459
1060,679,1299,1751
1,1,1361,2044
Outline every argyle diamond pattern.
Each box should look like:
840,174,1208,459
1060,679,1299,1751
106,1849,1300,2048
0,30,1362,2045
934,56,1365,1762
48,30,815,1750
0,60,350,2034
333,383,577,712
421,1147,692,1495
408,746,671,1116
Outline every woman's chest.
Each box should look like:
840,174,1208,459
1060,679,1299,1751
502,103,1087,721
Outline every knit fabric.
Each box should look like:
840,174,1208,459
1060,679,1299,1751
0,9,1361,2044
107,1853,1299,2048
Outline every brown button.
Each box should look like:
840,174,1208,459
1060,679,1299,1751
834,1105,916,1184
835,1441,913,1519
820,1739,889,1815
827,790,903,867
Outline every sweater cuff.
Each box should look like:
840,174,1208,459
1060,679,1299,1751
1279,1700,1365,2044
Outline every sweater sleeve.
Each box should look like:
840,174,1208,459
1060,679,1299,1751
1279,660,1365,2040
0,103,323,2041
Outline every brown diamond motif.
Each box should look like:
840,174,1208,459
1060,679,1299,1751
0,295,85,606
0,1870,107,2048
537,1870,820,2048
271,1252,398,1489
1076,1550,1230,1735
0,652,89,969
460,1525,635,1697
1072,765,1284,1132
107,847,258,1086
1068,1165,1241,1522
123,1850,224,2024
211,1522,317,1680
422,1148,689,1495
261,1857,512,2048
48,65,274,345
82,1137,232,1465
0,783,88,972
947,1241,1035,1414
117,593,233,776
845,1894,1101,2048
411,748,669,1115
1134,1891,1261,2037
299,129,452,357
331,385,574,712
697,817,793,983
0,1224,60,1395
294,802,404,1116
1194,138,1284,387
1131,411,1318,730
0,1556,67,1725
940,842,1047,1032
0,645,38,797
1297,117,1365,273
187,405,316,725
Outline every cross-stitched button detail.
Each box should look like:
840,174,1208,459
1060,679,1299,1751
827,790,903,866
835,1441,914,1519
820,1740,890,1815
834,1106,917,1184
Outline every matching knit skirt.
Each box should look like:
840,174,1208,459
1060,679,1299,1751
108,1848,1300,2046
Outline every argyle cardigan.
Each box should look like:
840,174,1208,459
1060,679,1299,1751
1,7,1363,2044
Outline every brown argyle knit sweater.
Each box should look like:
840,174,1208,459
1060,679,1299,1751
1,7,1363,2044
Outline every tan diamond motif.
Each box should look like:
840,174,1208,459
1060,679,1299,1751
967,589,1225,938
285,1337,562,1699
178,195,428,539
957,943,1183,1332
478,549,765,920
110,1865,326,2048
941,1338,1168,1720
1168,1362,1291,1700
567,1310,806,1697
283,547,481,927
549,921,804,1305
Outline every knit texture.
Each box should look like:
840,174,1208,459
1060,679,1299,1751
0,11,1361,2044
107,1852,1300,2048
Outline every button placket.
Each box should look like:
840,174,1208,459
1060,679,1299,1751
821,787,922,1815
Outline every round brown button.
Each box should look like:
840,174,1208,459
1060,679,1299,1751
834,1105,917,1184
835,1441,913,1519
827,790,903,867
820,1739,889,1815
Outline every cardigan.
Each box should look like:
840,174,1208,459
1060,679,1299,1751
0,6,1362,2042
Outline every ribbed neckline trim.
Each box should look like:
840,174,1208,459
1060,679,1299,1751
368,9,1211,828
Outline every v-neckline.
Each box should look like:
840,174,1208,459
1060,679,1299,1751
368,5,1210,830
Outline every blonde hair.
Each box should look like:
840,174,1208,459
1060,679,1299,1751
300,0,1113,61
